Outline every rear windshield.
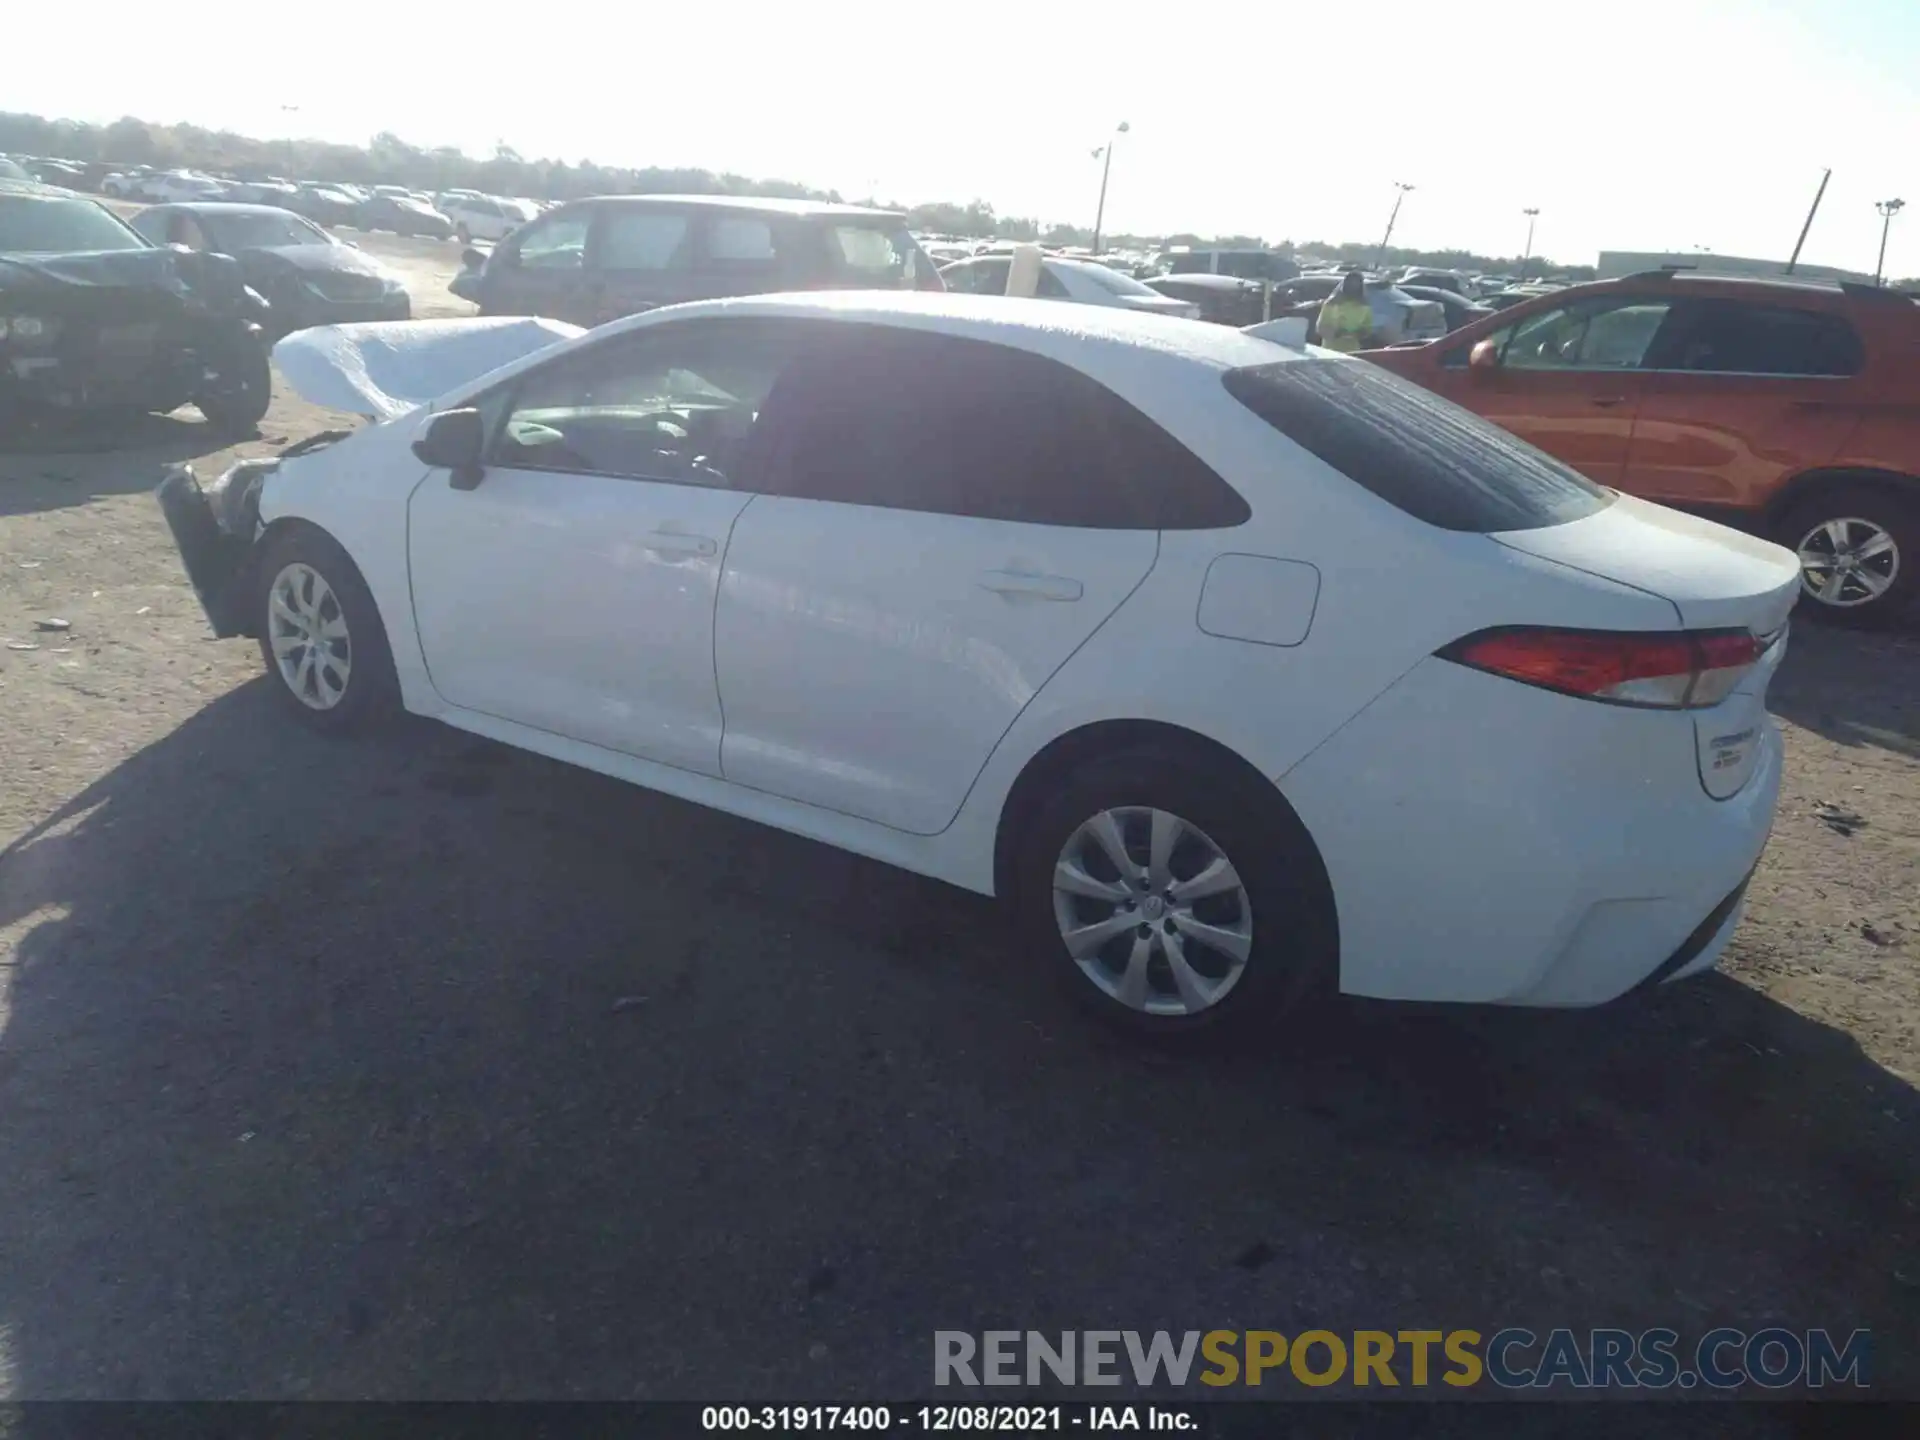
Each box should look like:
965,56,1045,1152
1222,358,1614,532
825,223,938,290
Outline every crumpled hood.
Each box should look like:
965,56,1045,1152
0,245,248,308
271,316,584,419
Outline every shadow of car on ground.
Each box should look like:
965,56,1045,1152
0,677,1914,1407
0,408,256,519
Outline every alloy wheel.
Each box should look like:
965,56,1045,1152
1796,516,1900,609
267,562,352,710
1051,806,1254,1017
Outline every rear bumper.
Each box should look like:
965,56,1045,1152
1281,656,1782,1007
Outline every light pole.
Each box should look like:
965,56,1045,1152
1375,182,1414,268
1874,198,1905,286
1091,121,1130,254
1519,207,1539,282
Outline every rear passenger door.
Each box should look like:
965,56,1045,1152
1623,298,1864,506
712,325,1245,835
584,206,702,324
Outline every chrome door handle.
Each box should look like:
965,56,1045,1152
978,569,1083,602
643,531,717,558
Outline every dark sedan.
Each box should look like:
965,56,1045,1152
356,194,454,239
1143,273,1277,327
130,203,410,339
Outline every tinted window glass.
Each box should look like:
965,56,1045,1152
824,223,936,289
598,210,693,271
1035,266,1070,298
515,211,589,270
1663,300,1863,377
1223,359,1613,533
0,196,147,253
757,326,1249,529
1494,298,1672,370
491,320,800,487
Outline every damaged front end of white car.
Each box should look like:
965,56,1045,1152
155,315,580,636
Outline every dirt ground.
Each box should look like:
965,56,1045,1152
0,237,1916,1409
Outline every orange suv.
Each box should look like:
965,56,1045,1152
1363,271,1920,623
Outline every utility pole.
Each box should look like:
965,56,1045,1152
1090,121,1130,254
1875,198,1905,286
1375,182,1414,268
1786,168,1831,274
1519,207,1539,282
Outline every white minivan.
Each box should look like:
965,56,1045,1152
444,195,537,244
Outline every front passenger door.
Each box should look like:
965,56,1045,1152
1431,295,1674,485
481,209,593,323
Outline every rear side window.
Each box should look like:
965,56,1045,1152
1223,359,1614,532
755,326,1250,529
1659,299,1863,377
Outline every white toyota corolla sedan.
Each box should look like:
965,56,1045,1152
159,294,1799,1036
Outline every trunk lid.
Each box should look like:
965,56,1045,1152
1493,493,1799,801
1491,493,1800,633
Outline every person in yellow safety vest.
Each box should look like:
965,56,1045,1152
1316,270,1375,353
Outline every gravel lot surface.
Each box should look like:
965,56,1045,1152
0,233,1915,1416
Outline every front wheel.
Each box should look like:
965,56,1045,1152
1779,484,1918,626
195,333,272,436
1008,746,1337,1039
254,529,399,733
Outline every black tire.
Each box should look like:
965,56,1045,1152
195,334,272,437
1776,483,1920,627
1008,745,1337,1040
253,527,399,734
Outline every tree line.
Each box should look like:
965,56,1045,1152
6,109,1589,277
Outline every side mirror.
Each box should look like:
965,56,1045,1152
1468,338,1502,374
460,246,488,272
413,408,486,490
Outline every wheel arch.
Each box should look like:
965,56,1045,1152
990,717,1334,918
242,516,379,637
1762,466,1920,530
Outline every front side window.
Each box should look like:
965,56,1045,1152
490,319,801,488
1493,298,1673,370
596,210,694,272
513,211,590,270
825,223,932,289
755,325,1250,529
1658,299,1863,377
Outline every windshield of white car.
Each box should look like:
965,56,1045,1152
0,195,148,255
206,211,331,249
1067,263,1161,297
1224,358,1614,532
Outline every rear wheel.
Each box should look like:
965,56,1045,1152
254,529,398,733
1779,484,1919,626
1009,746,1336,1039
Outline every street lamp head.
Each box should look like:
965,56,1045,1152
1116,121,1130,134
1523,206,1540,217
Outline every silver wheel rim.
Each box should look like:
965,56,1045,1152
1052,806,1253,1017
1797,516,1899,609
267,562,352,710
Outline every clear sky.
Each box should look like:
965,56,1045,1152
10,0,1917,274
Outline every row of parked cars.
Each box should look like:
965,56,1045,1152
4,174,1916,626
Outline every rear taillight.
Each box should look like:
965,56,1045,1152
1439,626,1765,709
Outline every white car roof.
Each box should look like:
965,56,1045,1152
598,290,1296,379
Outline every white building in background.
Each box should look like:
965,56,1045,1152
1596,251,1876,284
